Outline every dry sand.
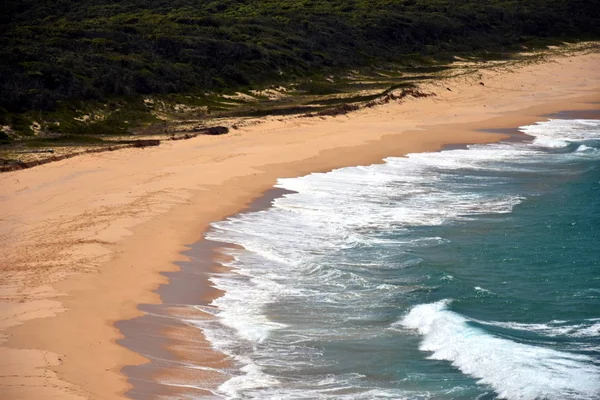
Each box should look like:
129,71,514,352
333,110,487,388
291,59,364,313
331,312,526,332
1,46,599,399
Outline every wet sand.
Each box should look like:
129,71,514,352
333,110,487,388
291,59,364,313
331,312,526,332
118,188,292,399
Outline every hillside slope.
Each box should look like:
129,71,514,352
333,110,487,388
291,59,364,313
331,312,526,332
1,0,599,136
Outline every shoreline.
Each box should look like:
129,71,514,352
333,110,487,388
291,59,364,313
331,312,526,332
120,105,600,398
118,188,291,399
0,49,599,400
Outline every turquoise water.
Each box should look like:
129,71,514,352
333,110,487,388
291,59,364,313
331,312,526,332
198,118,600,399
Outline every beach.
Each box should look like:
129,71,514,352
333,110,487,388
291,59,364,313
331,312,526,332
1,46,599,399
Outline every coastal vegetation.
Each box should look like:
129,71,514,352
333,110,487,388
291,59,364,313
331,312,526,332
1,0,599,146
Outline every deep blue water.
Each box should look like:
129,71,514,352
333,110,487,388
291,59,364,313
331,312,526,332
197,118,600,399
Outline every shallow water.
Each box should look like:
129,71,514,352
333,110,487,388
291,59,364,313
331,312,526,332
198,117,600,399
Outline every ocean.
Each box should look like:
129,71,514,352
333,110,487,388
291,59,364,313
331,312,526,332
197,116,600,399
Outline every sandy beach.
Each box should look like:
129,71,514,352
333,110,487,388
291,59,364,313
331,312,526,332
1,46,599,399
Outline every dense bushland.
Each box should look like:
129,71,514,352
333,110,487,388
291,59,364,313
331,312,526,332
1,0,599,116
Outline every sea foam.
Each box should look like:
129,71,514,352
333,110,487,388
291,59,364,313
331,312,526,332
399,300,600,400
199,118,600,398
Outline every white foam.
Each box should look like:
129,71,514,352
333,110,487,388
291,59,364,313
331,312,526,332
532,137,569,148
399,300,600,400
473,286,494,295
479,318,600,338
200,118,600,397
218,360,281,398
577,144,592,151
520,119,600,142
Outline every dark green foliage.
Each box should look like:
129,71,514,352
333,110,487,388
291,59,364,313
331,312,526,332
0,131,11,144
1,0,599,117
